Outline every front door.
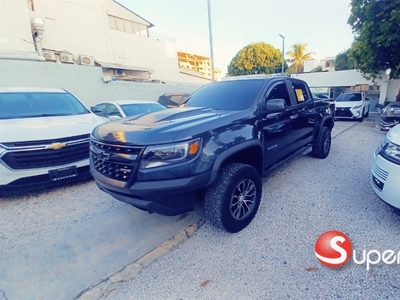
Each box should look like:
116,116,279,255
261,80,298,169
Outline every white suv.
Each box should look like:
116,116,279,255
0,87,106,195
334,92,370,121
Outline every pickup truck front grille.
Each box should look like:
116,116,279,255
90,139,144,181
91,155,137,182
1,135,90,170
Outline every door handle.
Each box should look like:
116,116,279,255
290,114,299,119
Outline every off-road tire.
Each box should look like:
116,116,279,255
312,126,331,159
204,163,262,233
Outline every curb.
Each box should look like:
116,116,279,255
75,218,206,300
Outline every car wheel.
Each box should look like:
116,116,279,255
204,163,261,233
359,109,364,122
312,126,331,159
365,106,369,117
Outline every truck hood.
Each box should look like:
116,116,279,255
335,101,362,108
92,107,243,145
0,114,106,143
387,124,400,146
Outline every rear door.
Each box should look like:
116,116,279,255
287,78,316,149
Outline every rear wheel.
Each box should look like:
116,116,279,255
312,126,331,159
204,163,261,233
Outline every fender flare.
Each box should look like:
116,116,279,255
206,139,263,186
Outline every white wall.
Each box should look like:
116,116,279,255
0,60,206,106
387,79,400,102
0,0,36,54
292,69,385,87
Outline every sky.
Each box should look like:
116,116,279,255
118,0,355,74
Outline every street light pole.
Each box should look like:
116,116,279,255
279,34,285,75
207,0,215,82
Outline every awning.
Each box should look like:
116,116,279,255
95,61,153,73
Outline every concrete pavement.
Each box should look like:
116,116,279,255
0,115,380,300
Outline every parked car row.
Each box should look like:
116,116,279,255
0,88,172,195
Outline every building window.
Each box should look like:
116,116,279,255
116,18,124,31
124,20,133,34
108,15,117,30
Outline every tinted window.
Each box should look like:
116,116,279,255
0,92,89,119
291,80,311,104
120,103,166,116
266,82,291,107
185,80,264,110
336,93,362,101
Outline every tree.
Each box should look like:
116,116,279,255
310,66,323,72
286,43,314,74
335,49,355,71
348,0,400,79
227,42,282,76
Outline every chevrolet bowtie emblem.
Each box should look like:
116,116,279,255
46,142,67,150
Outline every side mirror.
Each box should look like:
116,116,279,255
108,115,122,121
366,97,370,100
265,98,286,114
90,106,102,114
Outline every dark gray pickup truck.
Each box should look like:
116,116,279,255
90,77,334,232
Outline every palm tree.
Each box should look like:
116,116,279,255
286,43,315,74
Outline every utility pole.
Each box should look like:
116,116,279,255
279,34,285,75
207,0,215,81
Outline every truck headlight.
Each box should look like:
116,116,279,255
140,138,202,169
380,141,400,165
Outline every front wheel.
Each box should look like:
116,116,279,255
312,126,331,159
204,163,262,233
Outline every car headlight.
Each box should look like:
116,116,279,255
388,107,400,115
140,138,202,169
380,140,400,165
352,105,362,110
375,137,388,156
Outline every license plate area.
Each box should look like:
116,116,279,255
49,166,78,181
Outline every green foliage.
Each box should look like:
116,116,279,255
286,43,314,74
348,0,400,79
227,42,282,76
310,66,323,72
335,49,355,71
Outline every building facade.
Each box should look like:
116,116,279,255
177,51,221,81
0,0,210,84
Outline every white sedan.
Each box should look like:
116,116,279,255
91,100,166,120
370,124,400,210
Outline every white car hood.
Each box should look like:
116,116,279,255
0,113,106,143
387,124,400,146
335,101,362,108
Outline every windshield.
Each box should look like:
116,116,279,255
336,93,362,102
185,80,264,110
120,103,166,116
0,91,89,120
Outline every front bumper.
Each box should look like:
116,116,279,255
380,117,400,131
92,168,212,215
370,152,400,209
335,106,363,119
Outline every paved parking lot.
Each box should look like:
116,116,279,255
1,115,399,300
